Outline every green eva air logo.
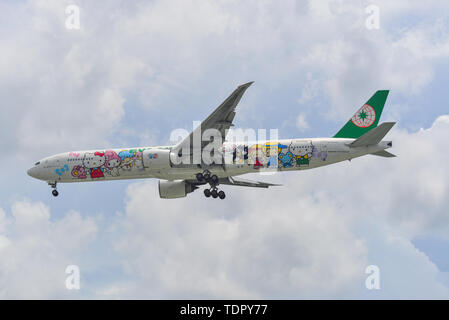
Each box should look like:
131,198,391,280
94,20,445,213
334,90,389,139
351,104,376,128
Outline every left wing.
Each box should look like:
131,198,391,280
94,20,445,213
186,176,280,188
218,176,281,188
171,82,253,157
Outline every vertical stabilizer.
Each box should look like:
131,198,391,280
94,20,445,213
334,90,389,138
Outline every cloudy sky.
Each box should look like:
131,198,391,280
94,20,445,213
1,0,449,299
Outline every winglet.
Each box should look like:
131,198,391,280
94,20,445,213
239,81,254,88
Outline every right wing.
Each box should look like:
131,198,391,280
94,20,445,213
171,82,253,158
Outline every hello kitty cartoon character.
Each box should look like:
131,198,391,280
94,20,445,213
71,165,87,179
83,151,106,179
118,150,135,171
104,150,121,177
133,151,144,171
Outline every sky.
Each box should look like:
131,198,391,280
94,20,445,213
1,0,449,299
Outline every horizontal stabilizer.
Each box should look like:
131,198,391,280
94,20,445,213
350,122,395,147
371,150,396,158
219,176,281,188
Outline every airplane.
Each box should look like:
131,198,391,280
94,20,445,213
27,82,395,199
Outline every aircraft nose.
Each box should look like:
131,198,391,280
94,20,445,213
27,166,39,179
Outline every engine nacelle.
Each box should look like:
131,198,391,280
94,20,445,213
158,180,196,199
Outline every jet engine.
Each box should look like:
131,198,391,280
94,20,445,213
158,180,197,199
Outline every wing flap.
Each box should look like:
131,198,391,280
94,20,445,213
219,176,281,188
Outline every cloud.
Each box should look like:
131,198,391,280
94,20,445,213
296,112,309,132
0,200,97,299
2,0,449,299
112,181,367,299
105,113,449,299
1,115,449,299
0,0,144,160
319,115,449,238
297,73,319,105
3,0,449,159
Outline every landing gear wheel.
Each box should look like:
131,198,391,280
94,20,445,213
211,189,218,198
210,175,219,184
204,189,211,197
203,173,211,182
196,173,204,182
48,182,58,197
218,190,225,199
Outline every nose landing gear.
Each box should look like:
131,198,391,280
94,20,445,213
49,182,59,197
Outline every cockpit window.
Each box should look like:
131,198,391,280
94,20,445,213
35,162,40,166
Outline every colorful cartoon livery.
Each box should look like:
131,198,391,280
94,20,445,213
28,83,395,199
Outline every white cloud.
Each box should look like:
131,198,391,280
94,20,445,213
1,114,449,299
296,112,309,132
297,73,319,105
106,113,449,299
3,0,449,159
0,1,145,160
112,181,367,299
1,0,449,299
0,200,97,299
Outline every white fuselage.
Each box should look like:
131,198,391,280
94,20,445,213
27,138,391,184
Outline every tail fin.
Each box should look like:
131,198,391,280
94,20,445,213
334,90,389,138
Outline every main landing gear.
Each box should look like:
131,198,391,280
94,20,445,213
49,182,59,197
196,171,225,199
204,188,225,199
196,172,219,185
